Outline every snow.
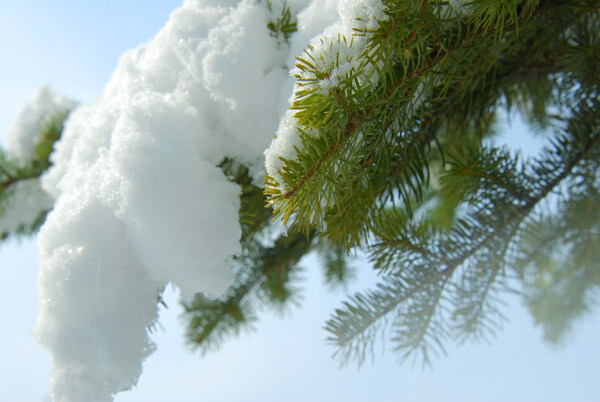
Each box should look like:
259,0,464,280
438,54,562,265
0,0,388,400
6,85,77,165
264,0,387,196
0,85,74,238
0,178,53,236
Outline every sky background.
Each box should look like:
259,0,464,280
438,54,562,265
0,1,599,401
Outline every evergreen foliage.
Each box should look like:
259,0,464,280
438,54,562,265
183,158,317,352
2,0,599,369
262,0,600,366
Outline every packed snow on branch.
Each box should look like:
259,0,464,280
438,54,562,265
0,178,52,236
16,0,387,400
264,0,387,195
0,86,75,237
6,85,77,165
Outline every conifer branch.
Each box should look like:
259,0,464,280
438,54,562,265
459,168,533,202
267,0,577,249
184,229,314,351
326,110,600,365
0,171,43,190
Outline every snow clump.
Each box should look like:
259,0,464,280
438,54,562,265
24,0,388,400
6,85,77,165
0,86,75,238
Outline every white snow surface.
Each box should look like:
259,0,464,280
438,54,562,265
28,0,387,400
6,85,77,165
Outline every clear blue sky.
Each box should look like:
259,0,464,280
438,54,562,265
1,2,599,401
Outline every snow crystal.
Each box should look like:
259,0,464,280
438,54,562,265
6,85,76,165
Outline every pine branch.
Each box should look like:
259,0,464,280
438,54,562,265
183,229,314,352
0,170,42,191
265,0,582,250
184,159,317,352
325,109,600,365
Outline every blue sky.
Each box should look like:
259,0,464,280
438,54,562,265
1,1,599,401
